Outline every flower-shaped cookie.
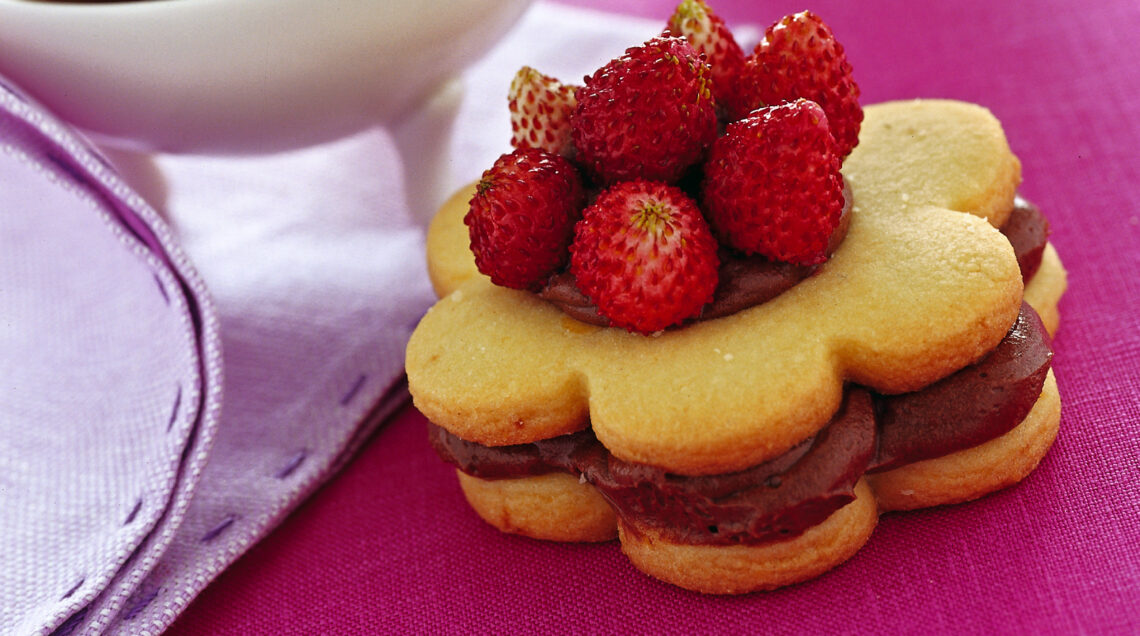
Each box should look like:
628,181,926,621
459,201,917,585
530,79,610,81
408,99,1026,476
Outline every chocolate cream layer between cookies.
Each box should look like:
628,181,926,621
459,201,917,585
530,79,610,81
429,199,1054,547
543,193,1047,328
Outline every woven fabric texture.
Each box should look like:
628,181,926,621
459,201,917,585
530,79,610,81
0,63,434,636
169,1,1139,634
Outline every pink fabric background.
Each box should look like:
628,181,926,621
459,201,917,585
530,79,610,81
170,0,1139,633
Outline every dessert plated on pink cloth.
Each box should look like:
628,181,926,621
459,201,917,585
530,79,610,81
406,1,1067,594
162,0,1140,633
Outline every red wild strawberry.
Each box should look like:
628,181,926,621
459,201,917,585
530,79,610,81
571,36,717,185
570,180,719,333
508,66,578,158
466,148,585,291
735,11,862,157
666,0,747,120
702,99,844,265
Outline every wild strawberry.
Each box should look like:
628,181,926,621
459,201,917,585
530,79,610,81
702,99,844,265
570,180,719,333
466,148,585,291
571,36,717,185
508,66,578,158
735,11,862,157
666,0,747,120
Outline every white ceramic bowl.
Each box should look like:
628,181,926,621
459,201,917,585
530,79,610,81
0,0,533,153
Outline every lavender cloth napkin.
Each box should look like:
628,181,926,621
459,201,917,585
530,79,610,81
1,80,222,635
0,73,435,633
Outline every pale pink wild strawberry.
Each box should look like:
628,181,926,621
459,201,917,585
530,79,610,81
508,66,578,158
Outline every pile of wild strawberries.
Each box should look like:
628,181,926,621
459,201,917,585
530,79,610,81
464,2,862,334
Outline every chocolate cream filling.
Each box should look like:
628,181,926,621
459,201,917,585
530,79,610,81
430,390,876,546
541,190,1048,327
429,303,1052,546
541,183,854,325
867,303,1053,472
1005,195,1050,280
431,199,1054,546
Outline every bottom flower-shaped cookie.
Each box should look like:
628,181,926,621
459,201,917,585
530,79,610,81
437,367,1060,594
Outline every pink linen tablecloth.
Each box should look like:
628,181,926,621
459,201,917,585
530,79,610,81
161,0,1140,633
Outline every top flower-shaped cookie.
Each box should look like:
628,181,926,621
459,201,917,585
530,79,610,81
407,99,1024,475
